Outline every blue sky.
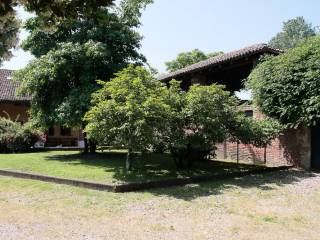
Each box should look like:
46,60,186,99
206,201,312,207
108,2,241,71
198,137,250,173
2,0,320,73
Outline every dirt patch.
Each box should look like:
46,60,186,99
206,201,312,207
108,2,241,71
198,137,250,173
0,170,320,239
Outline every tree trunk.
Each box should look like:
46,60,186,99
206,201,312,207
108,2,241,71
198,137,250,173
186,144,193,168
83,131,89,153
126,148,133,171
89,140,96,153
82,123,89,154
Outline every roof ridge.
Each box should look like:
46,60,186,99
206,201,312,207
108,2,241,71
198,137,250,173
158,43,281,81
0,68,30,102
191,43,268,67
0,69,15,72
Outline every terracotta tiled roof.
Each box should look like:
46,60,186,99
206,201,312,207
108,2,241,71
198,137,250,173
158,43,281,82
0,69,31,103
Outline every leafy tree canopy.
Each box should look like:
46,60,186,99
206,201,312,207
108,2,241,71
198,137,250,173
0,4,19,65
165,49,223,72
164,82,281,167
269,16,317,50
1,0,114,22
85,65,281,170
85,65,170,170
16,0,152,130
247,36,320,128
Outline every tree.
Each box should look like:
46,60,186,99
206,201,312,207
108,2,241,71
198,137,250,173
1,0,116,65
15,0,153,152
85,67,281,170
0,3,19,65
84,65,171,170
2,0,114,23
165,82,239,167
269,16,317,50
165,49,223,72
247,36,320,128
163,82,281,167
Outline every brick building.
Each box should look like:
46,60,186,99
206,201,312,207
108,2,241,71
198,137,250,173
0,69,84,147
159,43,314,169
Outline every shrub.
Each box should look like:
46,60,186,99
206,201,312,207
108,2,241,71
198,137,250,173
228,114,284,148
164,81,239,167
157,81,283,168
84,65,171,170
0,118,42,153
85,67,282,170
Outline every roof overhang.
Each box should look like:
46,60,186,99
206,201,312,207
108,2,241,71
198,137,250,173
158,43,282,82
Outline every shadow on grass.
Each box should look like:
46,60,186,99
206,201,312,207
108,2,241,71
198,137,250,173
43,151,263,183
42,151,316,201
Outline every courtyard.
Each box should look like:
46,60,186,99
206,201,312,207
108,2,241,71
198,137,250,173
0,169,319,239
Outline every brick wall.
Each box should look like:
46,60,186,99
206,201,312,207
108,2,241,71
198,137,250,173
216,128,311,168
216,104,312,168
0,103,29,123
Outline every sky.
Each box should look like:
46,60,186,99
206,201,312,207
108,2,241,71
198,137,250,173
2,0,320,74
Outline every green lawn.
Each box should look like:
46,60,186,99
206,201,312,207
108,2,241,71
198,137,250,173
0,150,263,184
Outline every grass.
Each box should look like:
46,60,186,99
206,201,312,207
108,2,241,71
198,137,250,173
0,170,319,239
0,150,264,184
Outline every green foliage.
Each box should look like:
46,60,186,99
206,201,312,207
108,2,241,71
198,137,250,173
118,0,153,27
16,42,110,128
85,65,170,153
0,6,19,65
228,115,283,147
269,16,317,50
0,118,42,153
2,0,114,23
207,51,224,58
167,83,238,166
163,82,280,166
165,49,223,72
86,66,282,169
16,0,152,130
21,2,149,58
1,0,116,65
247,36,320,128
85,65,169,169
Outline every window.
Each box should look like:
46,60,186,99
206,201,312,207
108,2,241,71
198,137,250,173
60,127,71,136
48,127,55,136
244,110,253,118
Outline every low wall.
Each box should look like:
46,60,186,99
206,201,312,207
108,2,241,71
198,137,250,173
216,128,311,169
0,166,292,192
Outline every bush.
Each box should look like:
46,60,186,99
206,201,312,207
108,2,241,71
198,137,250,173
228,114,284,148
84,65,171,170
0,118,42,153
85,66,282,170
163,82,239,168
160,81,283,168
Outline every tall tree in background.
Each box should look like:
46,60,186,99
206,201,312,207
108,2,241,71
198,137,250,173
165,49,223,72
15,0,153,152
0,0,118,64
0,2,19,65
269,16,317,50
1,0,113,22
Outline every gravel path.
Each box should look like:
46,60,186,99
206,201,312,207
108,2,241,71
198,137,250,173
0,169,320,240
